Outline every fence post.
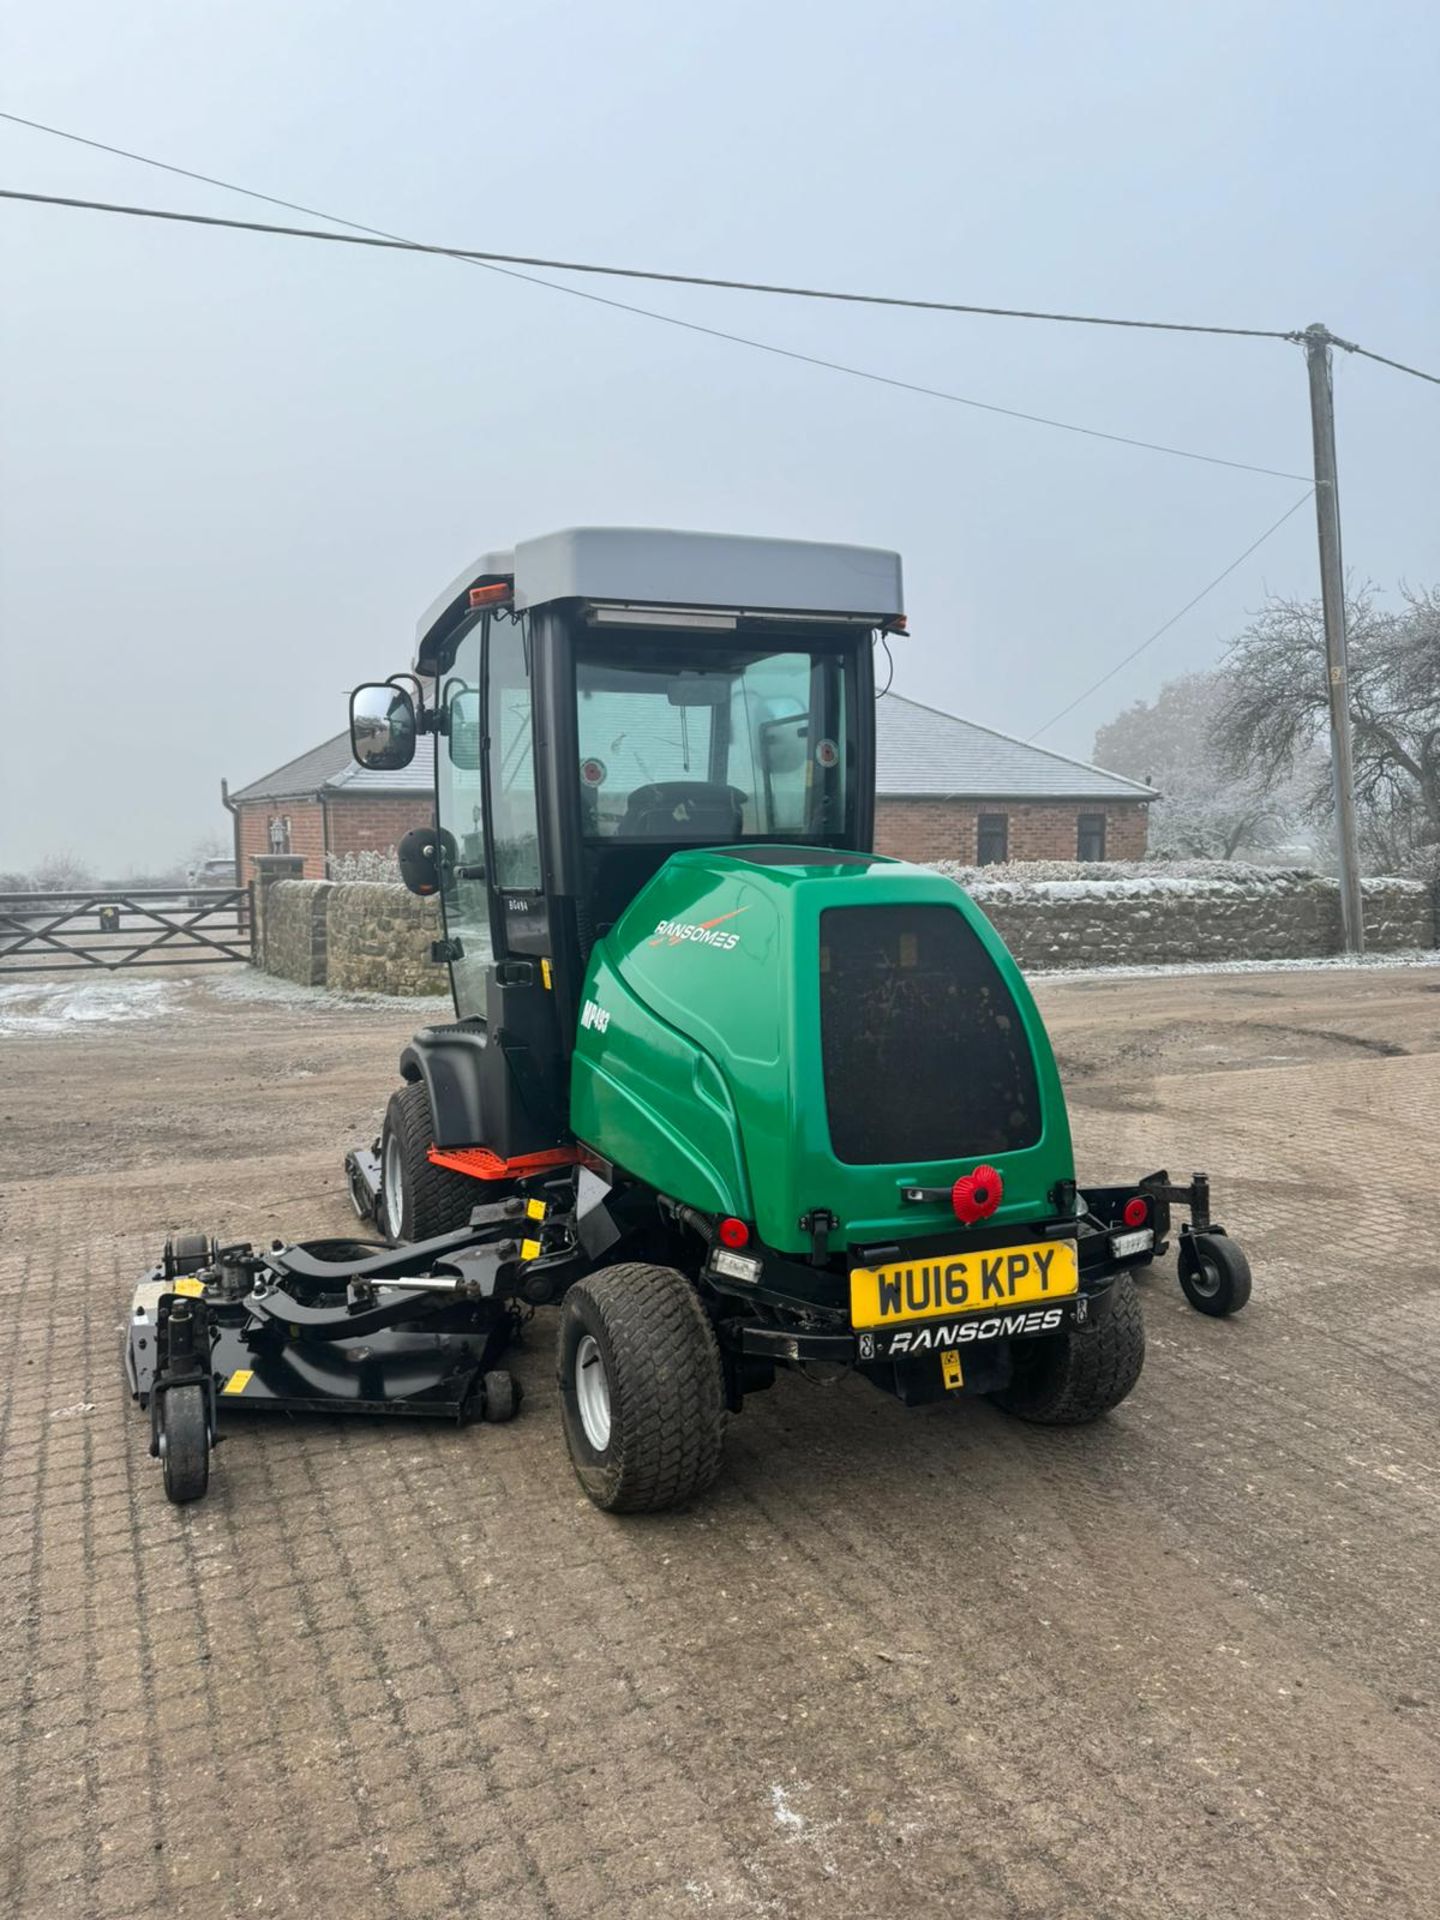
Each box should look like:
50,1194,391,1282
250,855,305,972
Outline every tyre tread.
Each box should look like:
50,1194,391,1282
385,1082,477,1242
993,1275,1145,1425
565,1262,725,1512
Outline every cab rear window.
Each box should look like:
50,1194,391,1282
819,905,1041,1165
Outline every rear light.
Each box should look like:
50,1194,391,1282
1122,1196,1150,1229
952,1164,1003,1225
718,1217,750,1249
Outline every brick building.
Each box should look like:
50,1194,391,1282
226,733,434,881
873,694,1153,864
226,696,1151,881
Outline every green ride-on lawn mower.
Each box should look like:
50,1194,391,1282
126,528,1250,1509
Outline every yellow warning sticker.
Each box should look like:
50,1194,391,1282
940,1350,964,1391
173,1278,205,1298
520,1238,542,1262
540,957,553,990
525,1198,546,1220
223,1369,254,1395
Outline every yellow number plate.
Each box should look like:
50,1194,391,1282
849,1240,1078,1330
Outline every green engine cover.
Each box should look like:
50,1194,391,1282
570,848,1074,1255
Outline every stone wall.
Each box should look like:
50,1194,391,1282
256,879,441,994
325,883,443,996
255,868,1436,997
260,878,330,986
964,871,1435,971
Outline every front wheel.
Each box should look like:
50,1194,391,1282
379,1082,478,1244
159,1385,210,1504
991,1276,1145,1425
557,1263,726,1512
1178,1230,1252,1316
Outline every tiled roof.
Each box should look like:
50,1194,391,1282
229,732,436,803
875,694,1153,802
231,699,1151,806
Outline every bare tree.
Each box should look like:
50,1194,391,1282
31,852,96,893
1217,584,1440,871
1093,671,1295,859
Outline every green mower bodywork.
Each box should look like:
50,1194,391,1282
131,528,1249,1513
572,848,1072,1255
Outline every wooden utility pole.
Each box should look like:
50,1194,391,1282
1303,323,1365,954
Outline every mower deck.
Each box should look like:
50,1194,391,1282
128,1159,1248,1506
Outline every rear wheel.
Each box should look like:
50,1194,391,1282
992,1275,1145,1425
159,1385,210,1504
558,1263,725,1512
379,1082,478,1244
1178,1231,1252,1316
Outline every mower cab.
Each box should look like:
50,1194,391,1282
128,528,1249,1511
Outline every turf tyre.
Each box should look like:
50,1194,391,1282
160,1385,210,1504
557,1263,725,1512
380,1082,478,1244
992,1274,1145,1425
1178,1230,1252,1317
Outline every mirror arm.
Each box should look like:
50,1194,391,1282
385,672,434,726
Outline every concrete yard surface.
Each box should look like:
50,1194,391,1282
1,963,1438,1918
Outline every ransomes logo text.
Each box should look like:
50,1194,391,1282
649,908,747,952
888,1307,1065,1353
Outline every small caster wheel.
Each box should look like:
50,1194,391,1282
481,1370,520,1423
1178,1230,1252,1317
159,1384,211,1503
166,1231,215,1280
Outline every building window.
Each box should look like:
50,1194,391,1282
976,813,1008,865
1076,812,1106,861
268,815,291,854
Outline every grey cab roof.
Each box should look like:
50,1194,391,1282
231,697,1152,808
414,526,905,674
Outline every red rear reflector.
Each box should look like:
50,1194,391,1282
718,1217,750,1249
1122,1196,1149,1228
468,581,513,607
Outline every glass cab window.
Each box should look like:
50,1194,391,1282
436,614,493,1015
487,613,542,891
574,639,850,844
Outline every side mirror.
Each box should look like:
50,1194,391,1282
396,825,456,897
350,683,417,770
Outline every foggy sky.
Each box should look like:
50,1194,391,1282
2,0,1436,873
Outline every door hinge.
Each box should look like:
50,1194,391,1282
430,937,464,964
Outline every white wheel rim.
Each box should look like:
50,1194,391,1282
574,1334,612,1451
382,1132,405,1240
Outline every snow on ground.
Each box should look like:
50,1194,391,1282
206,969,452,1016
1030,949,1440,985
0,977,175,1036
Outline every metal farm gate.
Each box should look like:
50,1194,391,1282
0,887,253,974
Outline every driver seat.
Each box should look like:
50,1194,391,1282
618,781,747,840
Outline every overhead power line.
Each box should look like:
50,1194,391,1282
0,176,1312,483
1027,488,1315,740
0,148,1298,339
1336,340,1440,389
